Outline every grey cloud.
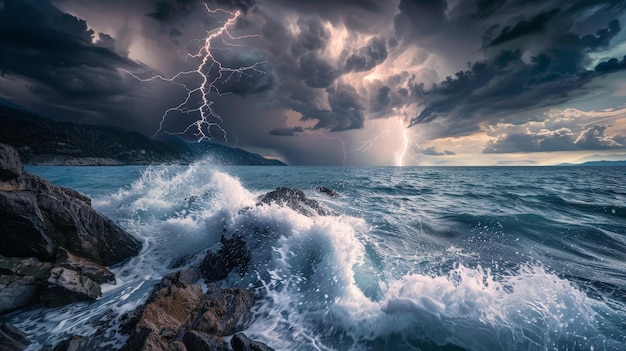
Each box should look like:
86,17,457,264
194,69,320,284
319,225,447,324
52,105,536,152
394,0,448,39
483,125,624,153
484,8,561,47
269,126,304,136
410,17,624,137
595,55,626,72
301,83,365,131
419,146,456,156
344,37,388,72
299,52,339,88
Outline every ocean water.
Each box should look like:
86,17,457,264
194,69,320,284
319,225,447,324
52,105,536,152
5,162,626,351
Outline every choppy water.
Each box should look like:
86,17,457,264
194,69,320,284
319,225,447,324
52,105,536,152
4,162,626,351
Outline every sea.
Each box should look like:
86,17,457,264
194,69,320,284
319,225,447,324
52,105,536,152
4,161,626,351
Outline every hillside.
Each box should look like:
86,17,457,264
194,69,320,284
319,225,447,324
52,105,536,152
0,101,285,166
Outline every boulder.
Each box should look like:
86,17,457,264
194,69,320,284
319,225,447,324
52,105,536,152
186,283,255,336
0,275,42,314
0,323,30,351
231,333,275,351
182,330,228,351
52,335,88,351
0,144,23,181
0,144,142,265
257,187,331,216
55,248,115,285
0,255,54,281
200,233,250,283
40,267,101,307
121,270,203,351
316,186,339,197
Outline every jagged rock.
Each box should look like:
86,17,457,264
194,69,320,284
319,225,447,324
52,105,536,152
316,186,339,197
121,270,203,351
0,144,23,181
0,275,41,314
40,267,101,307
52,335,88,351
231,333,275,351
186,283,255,336
55,248,115,285
0,144,142,265
0,255,54,280
0,323,30,351
182,330,228,351
257,187,331,216
200,233,250,283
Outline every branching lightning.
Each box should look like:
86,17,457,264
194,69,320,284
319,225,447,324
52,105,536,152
124,4,265,142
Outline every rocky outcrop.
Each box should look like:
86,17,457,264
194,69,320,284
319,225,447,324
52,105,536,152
52,335,89,351
232,332,275,351
121,266,265,351
0,143,142,266
40,267,102,307
257,187,331,216
0,323,30,351
200,232,250,283
0,143,141,316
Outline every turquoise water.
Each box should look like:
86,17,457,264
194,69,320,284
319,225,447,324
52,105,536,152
7,163,626,350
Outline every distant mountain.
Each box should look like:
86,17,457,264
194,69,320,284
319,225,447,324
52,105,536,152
556,160,626,166
0,99,286,166
186,140,286,166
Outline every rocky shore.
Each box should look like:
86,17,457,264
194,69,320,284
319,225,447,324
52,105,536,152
0,143,294,350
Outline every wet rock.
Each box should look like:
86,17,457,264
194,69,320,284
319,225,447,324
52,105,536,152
52,335,88,351
182,330,228,351
0,323,30,351
0,255,54,281
316,186,339,197
257,187,331,216
231,333,275,351
0,275,41,314
186,283,255,336
55,248,115,285
40,267,101,307
200,233,250,283
121,270,203,351
0,144,142,265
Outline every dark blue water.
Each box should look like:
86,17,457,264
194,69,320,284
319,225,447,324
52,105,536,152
8,164,626,350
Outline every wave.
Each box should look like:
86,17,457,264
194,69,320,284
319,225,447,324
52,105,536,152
10,161,626,350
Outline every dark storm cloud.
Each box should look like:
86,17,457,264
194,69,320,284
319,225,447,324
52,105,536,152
410,13,625,136
484,8,561,47
595,55,626,72
471,0,506,20
394,0,447,39
268,126,303,136
418,146,456,156
344,37,389,72
483,125,625,153
0,0,139,98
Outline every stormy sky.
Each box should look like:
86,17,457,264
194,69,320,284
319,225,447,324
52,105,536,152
1,0,625,165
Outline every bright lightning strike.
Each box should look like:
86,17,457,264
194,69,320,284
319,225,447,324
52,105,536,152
124,4,266,142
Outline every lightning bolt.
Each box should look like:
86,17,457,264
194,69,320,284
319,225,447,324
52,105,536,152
123,4,266,142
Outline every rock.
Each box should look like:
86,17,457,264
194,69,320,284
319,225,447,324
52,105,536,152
121,270,203,351
52,335,88,351
0,255,54,281
0,144,142,265
0,144,23,181
186,283,255,336
0,275,41,314
0,323,30,351
200,233,250,283
55,248,115,284
40,267,101,307
182,330,228,351
316,186,339,197
257,187,331,216
231,333,275,351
